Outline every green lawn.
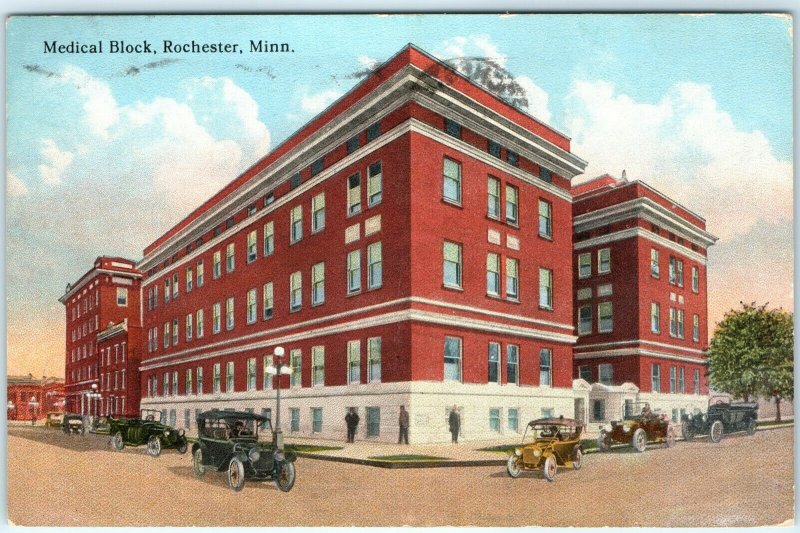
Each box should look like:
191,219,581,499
758,419,793,427
285,444,343,452
367,454,450,462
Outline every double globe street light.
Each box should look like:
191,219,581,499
265,346,292,451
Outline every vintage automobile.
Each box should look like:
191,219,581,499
191,410,297,492
506,417,584,482
597,402,676,452
108,409,188,457
681,396,758,443
61,413,85,435
44,411,64,428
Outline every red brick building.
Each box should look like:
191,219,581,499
7,374,64,421
58,257,142,416
571,174,717,423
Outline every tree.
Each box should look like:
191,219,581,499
707,303,794,419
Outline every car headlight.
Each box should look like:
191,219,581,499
248,448,261,462
178,429,185,436
533,449,541,458
514,448,521,456
702,414,707,421
165,430,170,436
688,414,693,420
623,425,631,433
274,450,285,462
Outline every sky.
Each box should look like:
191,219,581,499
5,14,794,378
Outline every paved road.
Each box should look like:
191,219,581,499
7,426,794,527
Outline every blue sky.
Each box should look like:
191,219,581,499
5,14,794,376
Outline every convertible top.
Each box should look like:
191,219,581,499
197,410,268,423
527,417,581,428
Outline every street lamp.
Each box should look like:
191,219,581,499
85,383,101,426
7,401,15,421
28,396,39,425
265,346,292,450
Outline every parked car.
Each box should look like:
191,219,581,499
61,413,85,435
191,410,297,492
597,402,677,452
107,409,188,457
44,412,64,428
506,417,584,482
681,396,758,443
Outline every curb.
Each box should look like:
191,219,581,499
294,452,506,469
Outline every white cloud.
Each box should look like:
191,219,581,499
357,55,379,70
7,170,28,197
61,65,119,139
565,80,792,240
37,138,74,185
300,87,343,115
515,75,551,123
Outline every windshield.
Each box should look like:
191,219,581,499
523,424,577,442
141,409,163,423
623,402,654,420
200,417,270,440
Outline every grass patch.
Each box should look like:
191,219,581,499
285,444,343,452
367,454,450,462
758,419,793,427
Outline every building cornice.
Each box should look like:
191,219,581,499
573,227,709,265
575,339,707,355
59,269,143,304
574,347,707,365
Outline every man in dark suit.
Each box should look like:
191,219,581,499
345,407,360,443
448,405,461,444
398,405,409,444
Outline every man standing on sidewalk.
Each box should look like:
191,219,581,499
398,405,409,444
345,407,360,443
448,405,460,444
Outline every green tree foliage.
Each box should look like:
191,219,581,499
708,303,794,412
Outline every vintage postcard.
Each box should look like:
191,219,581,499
5,13,794,527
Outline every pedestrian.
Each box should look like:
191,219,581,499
448,405,460,444
345,407,360,443
398,405,410,444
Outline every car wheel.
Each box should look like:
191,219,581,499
632,428,647,452
146,435,162,457
111,431,124,451
665,429,676,448
596,430,610,452
543,455,557,482
177,438,188,454
79,426,85,436
709,420,723,443
572,447,583,470
681,424,695,441
506,455,522,478
227,457,245,492
275,461,296,492
192,448,206,478
746,418,757,436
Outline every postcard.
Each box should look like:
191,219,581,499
5,13,794,527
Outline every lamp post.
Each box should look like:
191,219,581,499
265,346,292,450
28,396,39,425
7,401,15,421
85,383,101,426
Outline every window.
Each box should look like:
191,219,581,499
226,361,234,392
247,358,256,391
488,342,500,384
262,282,274,319
539,268,553,309
164,279,171,303
506,258,519,300
212,363,221,393
347,340,360,384
311,346,325,386
488,139,501,158
508,408,519,432
290,408,300,432
443,242,462,288
185,409,191,429
186,369,193,395
444,336,462,382
692,266,699,293
669,256,683,285
186,266,193,292
347,250,361,293
598,248,611,273
443,158,462,204
197,261,204,287
578,253,591,279
579,365,592,382
676,259,684,286
172,273,179,299
226,297,234,330
263,221,274,256
290,205,303,243
265,193,275,205
172,371,178,395
310,157,324,176
651,249,660,278
365,407,381,437
247,204,256,217
367,242,382,289
367,162,382,206
212,302,221,334
592,400,605,421
247,230,257,263
306,194,326,235
311,408,323,433
367,337,381,383
693,314,700,342
312,262,325,305
171,319,179,345
539,348,552,387
116,288,128,306
505,185,518,225
669,366,676,393
598,302,613,333
540,167,552,182
679,367,685,393
197,367,203,394
489,408,501,432
506,150,519,167
599,363,613,385
506,345,519,385
263,356,273,390
346,135,360,154
196,309,204,338
538,200,552,238
578,305,592,335
290,271,302,311
652,364,661,392
247,289,257,324
694,369,700,394
213,251,221,279
366,122,380,142
225,217,234,230
347,173,361,215
290,349,302,387
487,177,500,218
677,309,685,338
444,118,461,138
289,173,301,189
163,322,170,348
486,253,500,296
186,313,193,340
651,302,661,333
226,242,235,272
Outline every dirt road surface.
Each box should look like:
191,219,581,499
7,426,794,526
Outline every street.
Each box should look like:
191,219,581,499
7,425,794,527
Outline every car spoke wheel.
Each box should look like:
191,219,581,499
665,429,675,448
681,424,695,441
709,420,723,443
571,448,583,470
596,431,610,452
632,428,647,452
746,418,757,436
227,457,245,492
275,461,296,492
146,435,162,457
506,455,522,478
111,431,124,451
177,439,188,454
192,448,206,477
543,455,557,482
